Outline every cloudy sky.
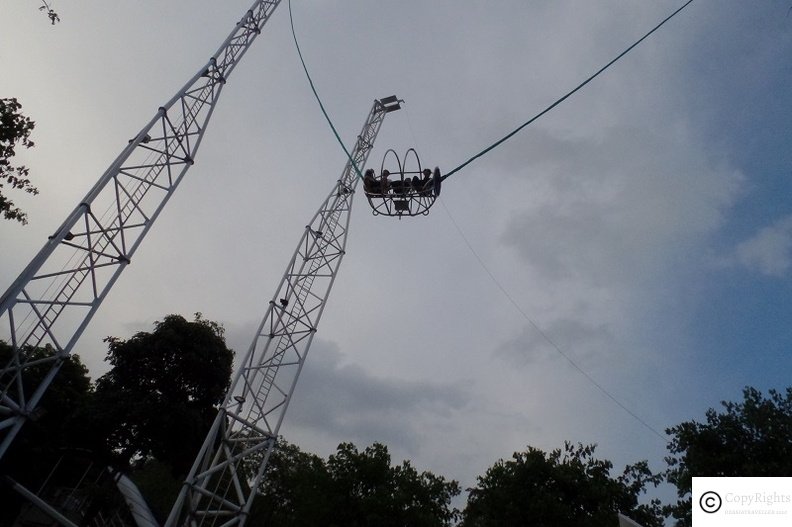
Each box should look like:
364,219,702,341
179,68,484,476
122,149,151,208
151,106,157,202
2,0,792,511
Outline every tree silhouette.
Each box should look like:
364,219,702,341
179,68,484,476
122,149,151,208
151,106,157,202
93,313,234,476
0,98,37,224
665,386,792,526
250,439,461,526
461,442,663,527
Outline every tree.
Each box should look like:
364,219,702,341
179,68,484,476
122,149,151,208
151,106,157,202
250,439,461,526
93,313,234,476
665,386,792,526
0,314,234,524
326,442,461,527
0,98,38,224
0,342,99,524
0,342,97,468
249,440,334,525
461,442,663,527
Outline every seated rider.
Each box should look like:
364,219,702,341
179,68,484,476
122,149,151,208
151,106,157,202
380,169,391,194
390,177,405,195
419,168,433,196
411,175,421,194
363,169,380,194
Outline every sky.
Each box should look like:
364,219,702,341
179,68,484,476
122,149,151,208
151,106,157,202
2,0,792,516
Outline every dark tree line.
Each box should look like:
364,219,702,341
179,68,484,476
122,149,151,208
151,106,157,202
2,316,792,525
249,440,461,526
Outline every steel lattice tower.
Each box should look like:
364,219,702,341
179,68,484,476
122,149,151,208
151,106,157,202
167,96,402,527
0,0,282,461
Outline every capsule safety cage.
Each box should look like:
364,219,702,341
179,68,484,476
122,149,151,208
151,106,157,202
363,148,441,218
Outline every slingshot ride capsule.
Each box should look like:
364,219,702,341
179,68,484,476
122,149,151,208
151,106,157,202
363,148,441,218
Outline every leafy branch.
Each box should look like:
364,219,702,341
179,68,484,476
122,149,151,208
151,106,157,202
0,98,38,224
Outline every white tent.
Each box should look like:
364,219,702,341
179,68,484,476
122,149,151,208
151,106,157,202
114,472,158,527
618,512,646,527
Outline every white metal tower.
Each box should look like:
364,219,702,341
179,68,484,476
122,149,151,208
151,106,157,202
166,95,402,527
0,0,282,460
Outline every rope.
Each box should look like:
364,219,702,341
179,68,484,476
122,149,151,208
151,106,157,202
441,0,694,181
287,0,364,179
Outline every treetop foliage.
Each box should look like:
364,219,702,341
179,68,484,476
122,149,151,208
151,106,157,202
665,386,792,525
461,441,663,527
251,439,462,527
95,313,234,475
98,313,231,407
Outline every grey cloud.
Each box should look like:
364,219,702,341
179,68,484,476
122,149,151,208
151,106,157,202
283,340,471,455
500,126,742,289
495,318,615,369
733,215,792,278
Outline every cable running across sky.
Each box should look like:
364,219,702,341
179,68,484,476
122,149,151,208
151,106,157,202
440,0,695,181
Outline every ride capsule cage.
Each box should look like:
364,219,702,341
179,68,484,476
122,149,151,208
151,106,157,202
363,148,441,218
